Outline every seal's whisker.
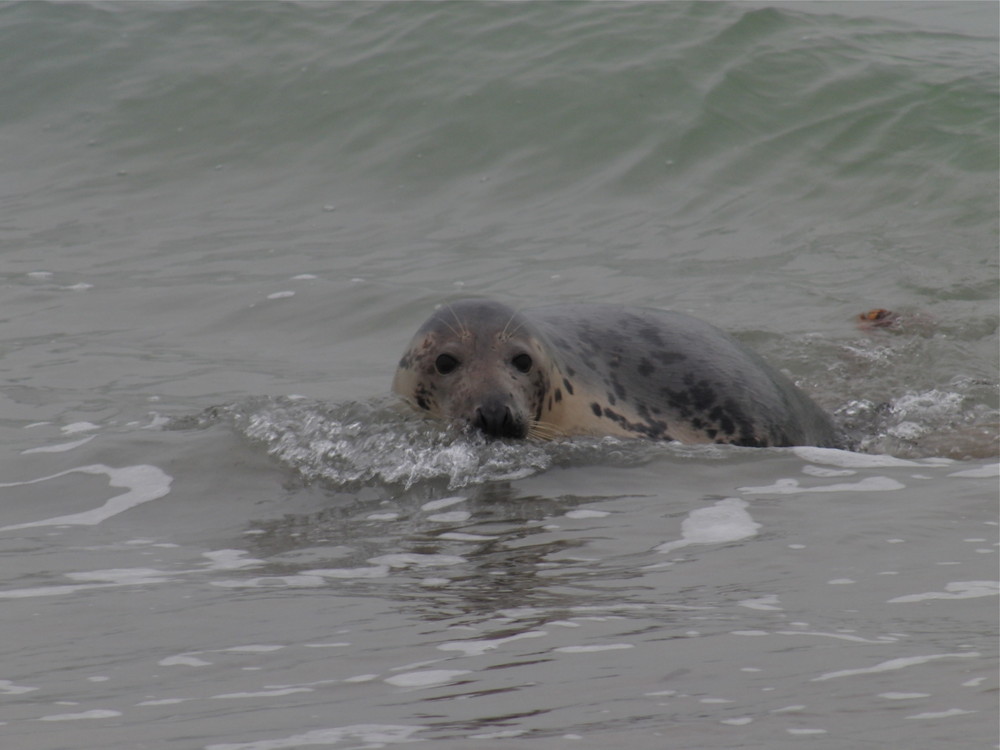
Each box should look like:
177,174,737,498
505,319,527,340
528,419,563,441
439,318,462,339
501,304,528,341
437,302,466,339
447,302,472,339
499,310,517,341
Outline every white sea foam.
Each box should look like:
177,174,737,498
739,476,905,494
420,496,467,511
905,708,976,720
880,692,931,700
426,511,471,523
0,464,172,530
554,643,634,653
39,709,122,721
888,581,999,603
160,654,213,667
655,498,760,554
738,595,782,611
65,568,172,583
792,447,941,468
948,464,999,478
438,532,498,541
774,630,897,644
801,464,856,477
366,512,400,521
62,422,101,434
0,680,38,695
565,509,611,519
368,553,465,568
22,436,95,454
812,652,981,681
204,724,424,750
438,630,548,657
298,567,389,580
384,670,471,687
211,688,312,699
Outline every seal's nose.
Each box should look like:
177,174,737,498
473,400,524,439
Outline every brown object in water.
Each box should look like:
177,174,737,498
857,308,901,330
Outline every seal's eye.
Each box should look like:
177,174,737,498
435,353,460,375
511,353,533,373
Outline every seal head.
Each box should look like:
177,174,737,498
392,299,555,439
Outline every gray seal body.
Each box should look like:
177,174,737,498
392,299,841,448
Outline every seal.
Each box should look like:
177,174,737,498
392,299,841,448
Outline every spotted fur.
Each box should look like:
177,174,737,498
393,299,841,447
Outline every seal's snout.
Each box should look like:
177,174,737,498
473,400,525,439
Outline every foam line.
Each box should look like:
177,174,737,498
0,464,172,530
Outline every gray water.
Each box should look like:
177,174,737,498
1,2,997,748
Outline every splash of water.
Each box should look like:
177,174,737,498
174,379,995,494
172,397,723,491
836,384,998,459
200,397,557,490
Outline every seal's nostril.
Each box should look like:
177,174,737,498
474,402,522,439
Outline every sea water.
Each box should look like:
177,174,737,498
1,3,996,748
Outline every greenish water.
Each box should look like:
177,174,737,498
0,3,996,749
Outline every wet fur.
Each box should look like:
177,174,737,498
393,299,841,447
